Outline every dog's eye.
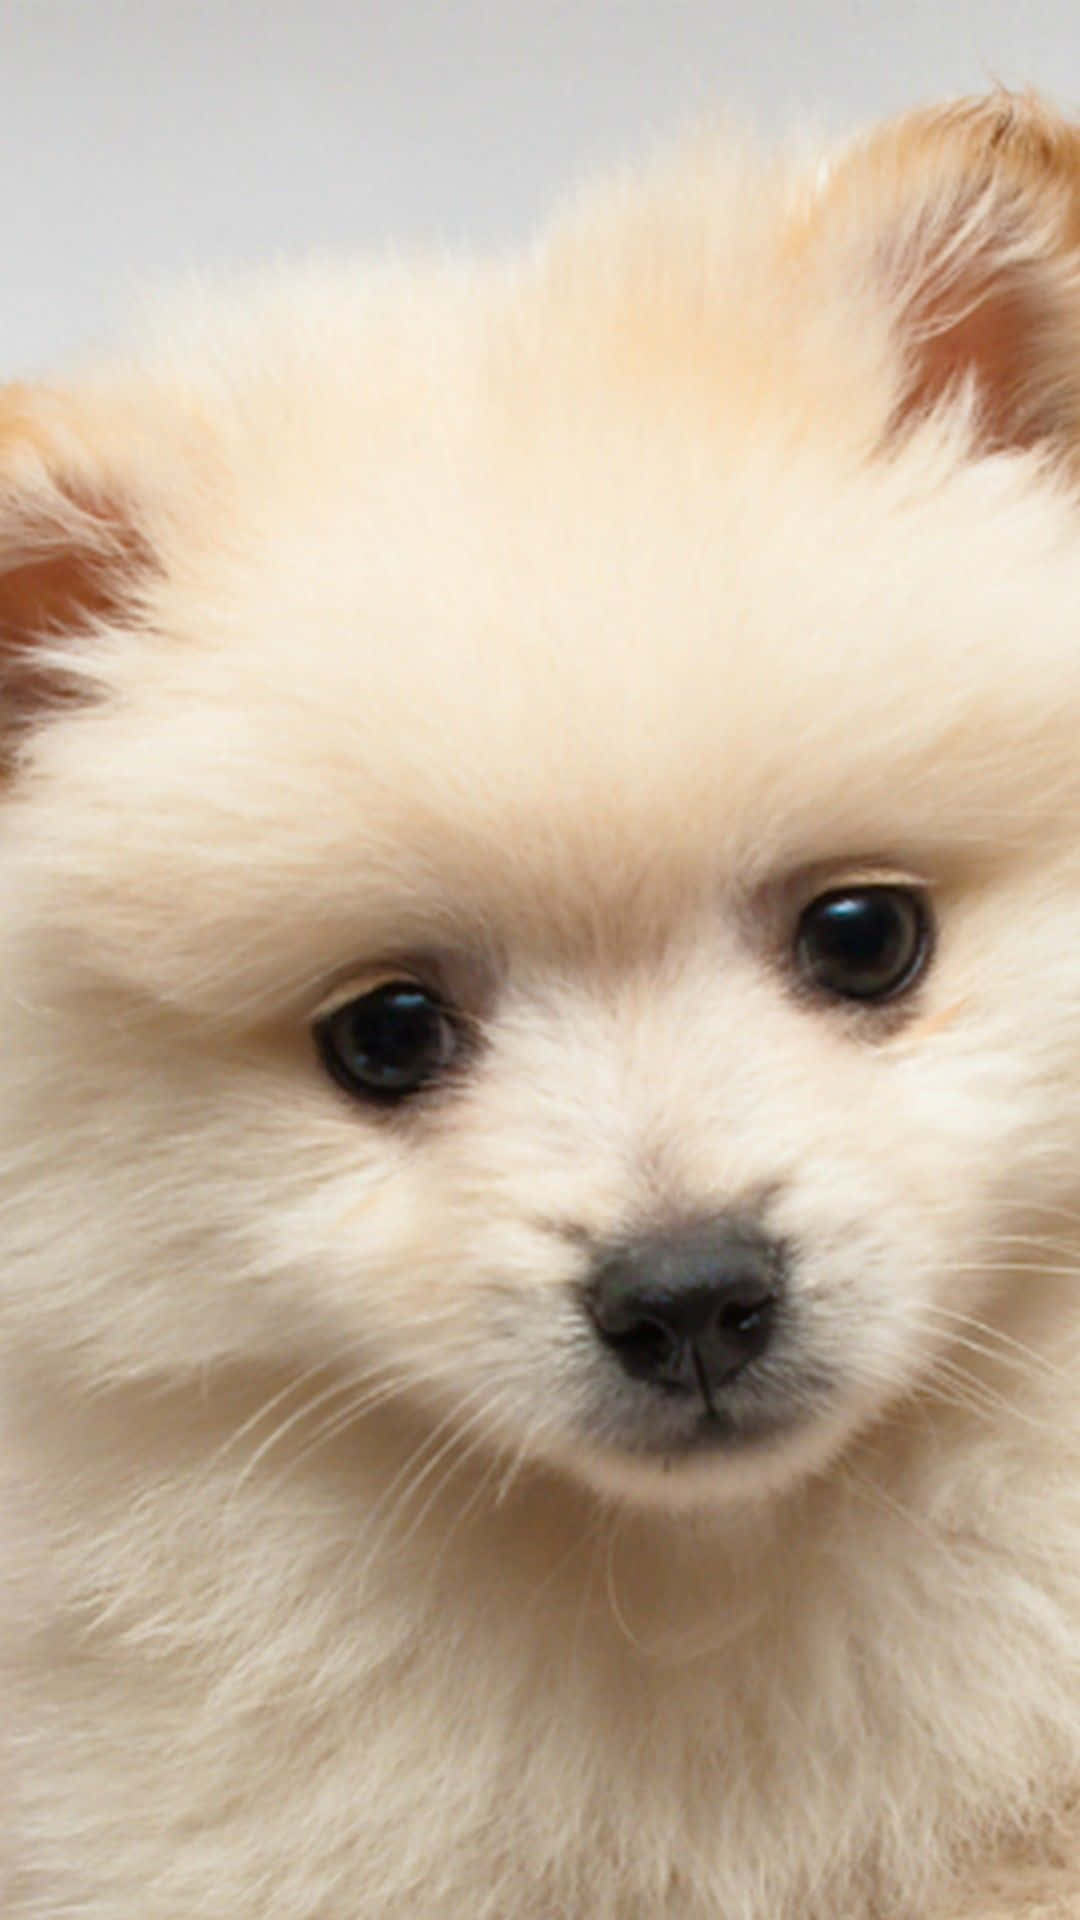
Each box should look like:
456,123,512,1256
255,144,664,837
794,886,930,1002
314,982,459,1102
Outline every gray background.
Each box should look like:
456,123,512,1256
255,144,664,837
4,0,1079,376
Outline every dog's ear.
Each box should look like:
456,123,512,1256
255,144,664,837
806,92,1080,456
0,384,156,771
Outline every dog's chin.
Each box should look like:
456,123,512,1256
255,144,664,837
542,1392,863,1513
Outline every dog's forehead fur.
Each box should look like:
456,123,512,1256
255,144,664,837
17,368,1080,1007
11,111,1080,1009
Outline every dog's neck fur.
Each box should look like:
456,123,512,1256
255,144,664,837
9,1307,1080,1920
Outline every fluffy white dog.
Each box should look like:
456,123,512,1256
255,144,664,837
4,92,1080,1919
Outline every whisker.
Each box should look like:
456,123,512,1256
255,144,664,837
241,1354,488,1506
206,1360,342,1476
348,1385,502,1590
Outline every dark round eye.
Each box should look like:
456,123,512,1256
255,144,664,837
794,886,931,1002
314,981,459,1103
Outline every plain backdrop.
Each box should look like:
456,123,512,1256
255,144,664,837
3,0,1080,375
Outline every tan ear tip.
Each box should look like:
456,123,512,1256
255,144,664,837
880,89,1080,200
0,385,49,461
0,385,98,494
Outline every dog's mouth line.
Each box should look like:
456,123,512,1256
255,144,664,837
689,1340,719,1419
581,1345,843,1461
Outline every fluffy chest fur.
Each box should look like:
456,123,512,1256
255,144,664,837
7,1371,1080,1917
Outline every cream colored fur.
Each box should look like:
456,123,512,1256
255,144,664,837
5,92,1080,1917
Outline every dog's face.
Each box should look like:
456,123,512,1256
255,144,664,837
6,97,1080,1508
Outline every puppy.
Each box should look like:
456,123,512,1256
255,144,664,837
5,91,1080,1920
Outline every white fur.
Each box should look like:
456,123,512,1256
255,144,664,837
5,99,1080,1916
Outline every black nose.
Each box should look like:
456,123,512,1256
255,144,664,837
585,1218,782,1405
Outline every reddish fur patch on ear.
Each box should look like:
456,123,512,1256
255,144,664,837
0,383,156,767
2,526,135,649
0,485,152,780
898,247,1052,449
814,91,1080,455
0,517,138,737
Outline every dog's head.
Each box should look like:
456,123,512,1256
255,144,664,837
5,96,1080,1506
